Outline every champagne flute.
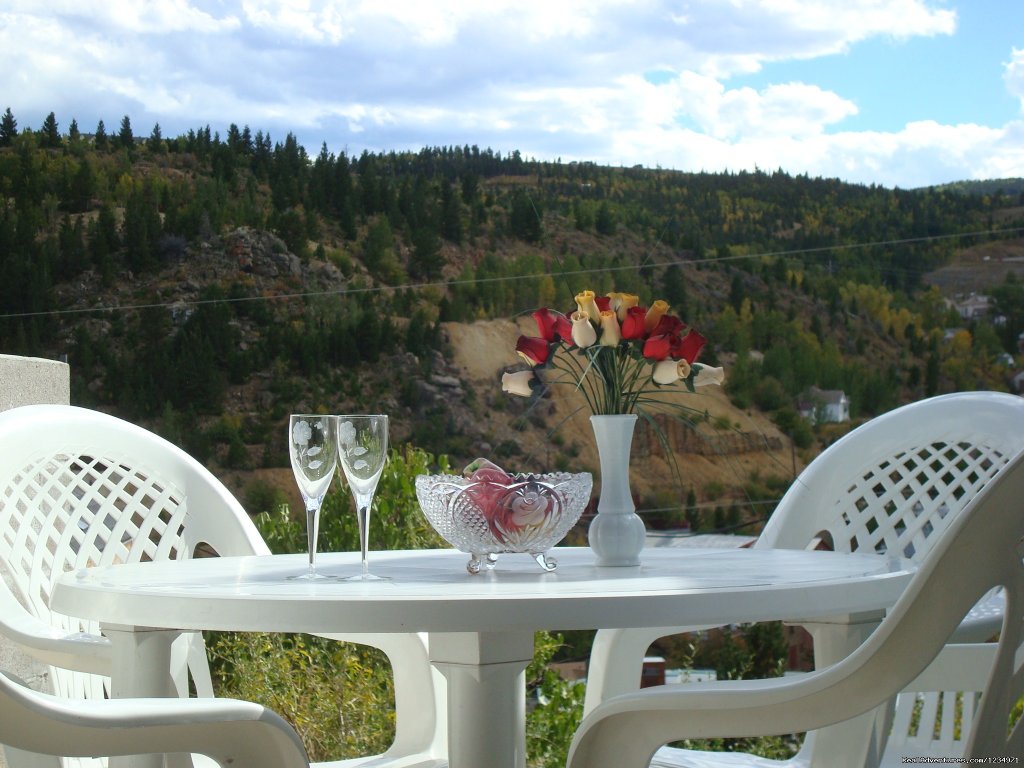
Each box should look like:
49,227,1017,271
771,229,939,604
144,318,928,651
335,415,389,580
288,414,337,580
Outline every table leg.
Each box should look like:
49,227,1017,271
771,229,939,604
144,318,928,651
103,624,181,768
797,612,889,768
428,630,535,768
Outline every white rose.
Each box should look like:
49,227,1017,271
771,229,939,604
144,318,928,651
693,365,725,387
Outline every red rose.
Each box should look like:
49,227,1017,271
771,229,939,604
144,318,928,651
642,334,672,361
620,306,648,340
515,335,550,366
533,308,572,343
674,329,706,363
650,314,684,337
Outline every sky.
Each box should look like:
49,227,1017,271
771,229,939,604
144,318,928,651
1,0,1023,189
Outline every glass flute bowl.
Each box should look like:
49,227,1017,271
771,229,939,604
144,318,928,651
415,471,592,573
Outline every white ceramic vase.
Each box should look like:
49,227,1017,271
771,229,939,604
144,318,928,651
587,414,646,566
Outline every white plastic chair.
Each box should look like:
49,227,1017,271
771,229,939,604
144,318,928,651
584,391,1024,766
568,443,1024,768
0,404,447,768
0,668,310,768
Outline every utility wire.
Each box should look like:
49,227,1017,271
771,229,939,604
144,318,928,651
0,226,1019,320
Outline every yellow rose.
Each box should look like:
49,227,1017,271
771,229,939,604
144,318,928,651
615,293,640,321
644,300,669,332
575,290,600,324
599,310,621,346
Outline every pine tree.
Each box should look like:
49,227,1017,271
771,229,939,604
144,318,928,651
94,119,108,150
509,189,542,243
118,115,134,149
70,157,96,213
68,118,80,143
440,182,463,244
594,200,616,235
0,107,17,146
148,123,164,153
40,112,61,149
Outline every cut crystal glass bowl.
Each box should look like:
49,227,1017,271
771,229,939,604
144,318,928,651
415,471,593,573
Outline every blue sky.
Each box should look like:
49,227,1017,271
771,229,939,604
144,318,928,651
732,0,1020,132
1,0,1022,188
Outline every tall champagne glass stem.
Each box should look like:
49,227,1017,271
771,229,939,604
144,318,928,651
336,415,388,581
305,501,321,578
353,491,373,577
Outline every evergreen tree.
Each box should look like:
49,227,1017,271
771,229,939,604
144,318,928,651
0,107,18,146
68,118,81,143
94,119,108,150
594,200,616,235
123,183,162,271
148,123,164,153
509,189,542,242
70,157,95,213
362,216,393,274
40,112,61,148
333,151,357,240
88,204,119,284
661,263,689,317
118,115,134,149
440,182,463,244
409,226,443,281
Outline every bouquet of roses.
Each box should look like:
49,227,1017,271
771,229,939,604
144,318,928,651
501,289,724,415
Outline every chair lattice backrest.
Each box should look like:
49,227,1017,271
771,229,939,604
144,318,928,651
0,405,268,708
759,391,1024,564
820,438,1009,560
1,449,191,634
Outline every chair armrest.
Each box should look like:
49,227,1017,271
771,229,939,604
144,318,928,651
583,625,719,716
0,587,110,675
951,589,1004,643
314,631,446,761
570,671,875,768
0,671,309,767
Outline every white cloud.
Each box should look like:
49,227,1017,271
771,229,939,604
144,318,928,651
665,0,956,78
1,1,1018,188
1006,48,1024,110
5,0,239,34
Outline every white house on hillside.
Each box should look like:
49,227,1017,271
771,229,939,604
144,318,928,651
798,387,850,424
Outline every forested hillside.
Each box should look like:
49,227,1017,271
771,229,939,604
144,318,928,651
2,106,1024,526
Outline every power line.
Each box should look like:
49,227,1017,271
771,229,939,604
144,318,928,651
0,226,1019,321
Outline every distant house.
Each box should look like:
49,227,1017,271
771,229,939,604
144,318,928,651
949,293,992,321
1012,370,1024,394
798,387,850,424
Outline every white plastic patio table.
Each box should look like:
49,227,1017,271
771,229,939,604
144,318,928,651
53,546,914,768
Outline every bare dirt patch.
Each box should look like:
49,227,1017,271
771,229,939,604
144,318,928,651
924,237,1024,294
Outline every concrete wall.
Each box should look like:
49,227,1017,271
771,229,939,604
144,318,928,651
0,354,71,768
